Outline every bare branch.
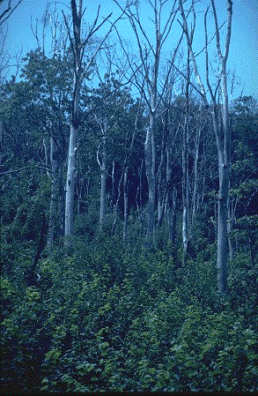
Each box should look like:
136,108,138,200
173,64,207,100
195,20,226,58
211,0,232,63
0,0,23,26
224,0,233,63
81,10,127,78
210,0,222,59
81,8,112,48
161,0,178,46
157,28,184,108
178,0,208,104
62,12,76,60
204,5,215,104
113,25,151,106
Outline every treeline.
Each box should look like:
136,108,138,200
1,49,257,263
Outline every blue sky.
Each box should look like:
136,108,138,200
1,0,258,101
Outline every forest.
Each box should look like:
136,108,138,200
0,0,258,393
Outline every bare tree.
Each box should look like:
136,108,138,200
114,0,182,248
179,0,233,293
63,0,119,247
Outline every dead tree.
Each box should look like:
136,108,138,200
179,0,233,293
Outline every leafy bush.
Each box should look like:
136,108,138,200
1,234,258,393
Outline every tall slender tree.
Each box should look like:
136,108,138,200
63,0,114,246
114,0,182,247
179,0,233,293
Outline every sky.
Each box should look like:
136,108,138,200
1,0,258,101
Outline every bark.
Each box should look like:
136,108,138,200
65,122,78,240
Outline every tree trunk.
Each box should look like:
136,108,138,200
114,0,179,248
157,111,169,228
59,161,65,237
123,167,128,242
65,122,78,240
145,114,156,247
182,45,192,255
170,187,177,252
111,160,115,210
227,197,235,261
191,125,202,229
179,0,232,292
100,167,106,231
63,0,113,245
47,136,59,250
217,155,229,293
64,0,82,246
182,120,190,254
99,124,107,231
136,159,144,232
212,0,232,294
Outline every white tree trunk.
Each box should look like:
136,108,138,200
123,167,128,242
99,125,107,231
145,117,156,247
217,154,229,293
65,122,78,239
47,136,59,250
179,0,233,293
63,0,113,246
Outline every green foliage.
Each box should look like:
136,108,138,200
169,304,258,391
1,233,258,393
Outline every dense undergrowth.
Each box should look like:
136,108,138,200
1,226,258,393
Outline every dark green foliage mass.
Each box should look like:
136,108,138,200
1,236,258,393
1,51,258,393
